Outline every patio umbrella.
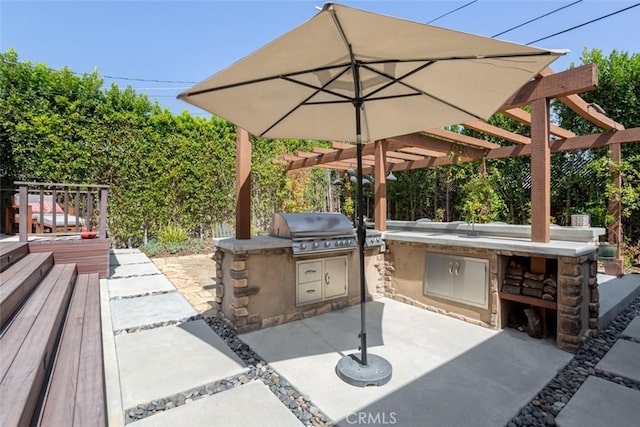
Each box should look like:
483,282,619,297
178,2,565,386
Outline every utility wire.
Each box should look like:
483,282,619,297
427,0,477,24
492,0,583,38
527,2,640,45
94,74,197,84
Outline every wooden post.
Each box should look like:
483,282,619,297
18,184,27,242
99,187,108,239
479,155,487,177
531,98,551,243
236,127,251,240
374,140,387,231
606,142,624,275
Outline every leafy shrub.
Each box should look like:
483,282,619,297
159,224,188,246
140,240,164,257
140,237,210,258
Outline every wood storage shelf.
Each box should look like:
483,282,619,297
499,291,558,310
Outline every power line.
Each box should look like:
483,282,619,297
130,87,190,91
97,74,197,84
527,2,640,45
427,0,478,24
492,0,583,38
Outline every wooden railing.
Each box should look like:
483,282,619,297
11,182,109,242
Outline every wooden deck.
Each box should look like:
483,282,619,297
0,243,106,427
28,239,110,279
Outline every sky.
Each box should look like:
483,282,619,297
1,0,639,116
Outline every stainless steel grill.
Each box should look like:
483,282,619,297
270,213,357,256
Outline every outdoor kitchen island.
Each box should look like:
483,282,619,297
212,213,385,335
382,220,605,353
212,215,604,353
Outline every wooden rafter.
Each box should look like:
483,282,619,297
385,151,425,161
397,146,448,158
461,121,531,145
501,108,576,139
423,128,500,150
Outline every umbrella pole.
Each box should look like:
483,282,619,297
334,79,392,387
355,130,368,366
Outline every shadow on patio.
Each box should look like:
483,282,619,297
241,297,572,427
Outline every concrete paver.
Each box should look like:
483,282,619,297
110,251,152,266
242,297,572,427
110,262,161,278
621,316,640,340
598,273,640,329
108,275,176,298
555,376,640,427
110,292,197,331
116,319,247,409
596,339,640,383
129,380,302,427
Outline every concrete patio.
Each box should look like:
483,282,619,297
102,249,640,427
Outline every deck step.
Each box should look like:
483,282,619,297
38,273,105,427
0,242,29,273
0,252,54,329
0,263,77,427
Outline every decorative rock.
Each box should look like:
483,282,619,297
510,294,640,427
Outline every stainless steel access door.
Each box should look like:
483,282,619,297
324,256,347,299
424,253,488,308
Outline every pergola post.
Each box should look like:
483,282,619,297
236,127,251,239
374,140,387,231
530,98,551,243
606,142,624,275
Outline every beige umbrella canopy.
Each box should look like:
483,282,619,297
178,2,565,386
178,3,565,143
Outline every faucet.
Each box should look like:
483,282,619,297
467,220,480,237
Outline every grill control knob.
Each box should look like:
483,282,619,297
300,243,307,250
324,241,331,247
313,242,320,248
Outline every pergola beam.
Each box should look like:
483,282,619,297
462,121,531,145
387,133,485,157
500,64,598,109
501,108,576,139
539,67,624,131
424,128,501,150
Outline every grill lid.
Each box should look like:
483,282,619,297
270,213,354,239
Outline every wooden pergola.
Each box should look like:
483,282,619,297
235,64,640,274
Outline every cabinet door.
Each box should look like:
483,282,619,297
453,257,488,308
324,256,347,299
424,253,454,298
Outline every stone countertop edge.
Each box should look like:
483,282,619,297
381,230,597,257
212,235,291,252
386,220,605,243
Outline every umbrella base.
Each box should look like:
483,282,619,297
335,353,392,387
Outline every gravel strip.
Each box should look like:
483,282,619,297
122,316,334,426
113,315,202,335
507,295,640,427
110,290,176,300
204,316,335,426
